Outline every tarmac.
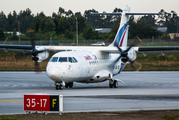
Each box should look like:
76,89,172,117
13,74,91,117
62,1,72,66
0,71,179,114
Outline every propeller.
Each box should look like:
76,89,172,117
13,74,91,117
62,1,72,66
27,30,42,73
115,43,134,63
115,40,142,71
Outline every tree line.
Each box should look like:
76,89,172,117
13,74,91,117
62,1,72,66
0,7,178,41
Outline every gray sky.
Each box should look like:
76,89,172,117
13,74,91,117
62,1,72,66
1,0,179,17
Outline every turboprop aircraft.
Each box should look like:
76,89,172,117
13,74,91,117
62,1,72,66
1,6,179,90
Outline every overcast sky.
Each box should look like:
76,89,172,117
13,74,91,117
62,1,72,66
1,0,179,17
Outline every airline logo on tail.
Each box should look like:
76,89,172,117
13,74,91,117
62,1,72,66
115,21,129,47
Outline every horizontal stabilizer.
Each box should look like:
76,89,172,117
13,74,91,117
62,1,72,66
126,13,159,15
91,12,121,15
91,12,159,16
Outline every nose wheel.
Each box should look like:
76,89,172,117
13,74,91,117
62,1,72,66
56,84,63,90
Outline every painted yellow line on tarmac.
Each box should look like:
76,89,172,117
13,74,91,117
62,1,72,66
0,100,23,103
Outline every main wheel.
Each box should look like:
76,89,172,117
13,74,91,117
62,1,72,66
113,80,118,88
109,84,113,88
65,83,69,88
69,82,73,88
56,85,60,90
60,84,63,90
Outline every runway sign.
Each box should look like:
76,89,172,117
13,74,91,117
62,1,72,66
24,94,63,112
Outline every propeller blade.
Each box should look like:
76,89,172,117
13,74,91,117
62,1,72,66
27,30,43,75
116,45,122,53
125,45,132,53
125,42,136,53
131,61,142,71
31,39,35,51
126,55,142,71
34,62,43,75
136,36,142,43
114,44,123,63
115,56,122,63
27,30,35,50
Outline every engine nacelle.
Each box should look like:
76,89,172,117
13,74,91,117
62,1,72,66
127,47,137,61
32,46,49,62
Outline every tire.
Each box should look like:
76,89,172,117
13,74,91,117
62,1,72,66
114,80,118,88
60,85,63,90
56,85,60,90
69,82,73,88
109,82,113,88
65,83,69,88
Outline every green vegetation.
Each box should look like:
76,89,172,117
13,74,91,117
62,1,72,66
0,7,179,41
0,115,22,120
164,114,179,119
124,53,179,71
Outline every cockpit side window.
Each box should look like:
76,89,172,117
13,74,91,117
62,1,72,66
59,57,67,62
51,57,58,62
69,57,78,63
69,57,73,63
73,57,78,62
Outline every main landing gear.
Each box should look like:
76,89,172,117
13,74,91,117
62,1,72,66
65,82,73,88
109,80,118,88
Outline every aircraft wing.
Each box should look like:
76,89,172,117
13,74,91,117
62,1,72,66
0,44,32,50
135,46,179,54
0,44,121,53
1,44,179,54
0,44,32,52
97,46,179,54
0,44,74,53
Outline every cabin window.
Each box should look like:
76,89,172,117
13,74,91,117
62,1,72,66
51,57,58,62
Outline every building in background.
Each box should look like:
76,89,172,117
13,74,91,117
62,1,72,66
167,24,179,39
95,28,112,33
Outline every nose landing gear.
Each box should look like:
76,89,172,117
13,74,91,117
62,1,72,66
55,82,73,90
56,84,63,90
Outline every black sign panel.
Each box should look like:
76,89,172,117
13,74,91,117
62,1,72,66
50,95,59,111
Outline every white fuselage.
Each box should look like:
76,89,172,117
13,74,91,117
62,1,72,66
46,50,123,84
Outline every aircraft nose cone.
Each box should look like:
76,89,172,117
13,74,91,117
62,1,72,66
46,66,59,80
46,63,67,81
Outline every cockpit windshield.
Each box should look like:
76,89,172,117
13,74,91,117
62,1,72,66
50,57,78,63
59,57,67,62
51,57,58,62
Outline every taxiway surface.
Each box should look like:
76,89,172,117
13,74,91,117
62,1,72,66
0,71,179,114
